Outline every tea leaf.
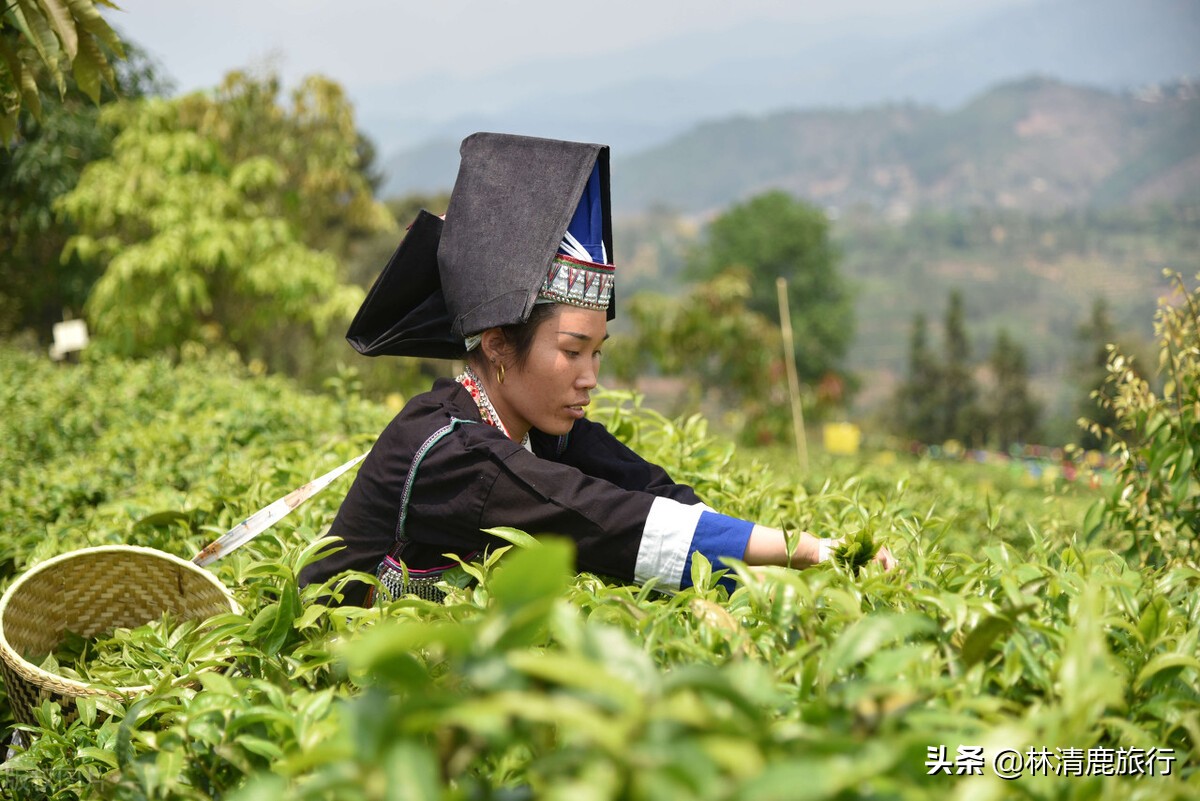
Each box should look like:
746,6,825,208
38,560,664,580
483,525,541,550
960,614,1015,668
1137,595,1170,646
1135,653,1200,691
831,528,877,575
821,613,936,681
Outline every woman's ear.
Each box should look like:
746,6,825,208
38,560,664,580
479,328,508,367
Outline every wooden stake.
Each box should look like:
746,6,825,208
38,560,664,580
776,277,809,471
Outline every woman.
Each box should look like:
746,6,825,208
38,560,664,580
299,133,895,606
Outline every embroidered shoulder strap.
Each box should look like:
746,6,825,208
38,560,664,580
393,417,476,543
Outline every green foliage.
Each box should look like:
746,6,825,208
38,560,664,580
687,190,853,387
1089,271,1200,567
0,0,123,143
938,289,982,445
38,615,228,690
893,312,941,444
0,345,386,580
176,71,396,259
1,344,1198,799
55,70,395,370
608,203,1196,441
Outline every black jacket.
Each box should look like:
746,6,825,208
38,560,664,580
299,379,701,605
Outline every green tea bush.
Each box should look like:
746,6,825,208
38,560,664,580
0,344,384,577
1086,271,1200,567
0,344,1196,799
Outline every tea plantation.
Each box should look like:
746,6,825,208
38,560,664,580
0,340,1196,800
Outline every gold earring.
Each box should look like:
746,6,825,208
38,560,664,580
497,362,505,384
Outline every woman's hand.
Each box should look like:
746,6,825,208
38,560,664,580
821,537,899,573
871,544,898,572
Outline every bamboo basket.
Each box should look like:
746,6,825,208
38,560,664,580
0,545,238,727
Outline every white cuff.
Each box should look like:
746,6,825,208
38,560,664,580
817,537,843,564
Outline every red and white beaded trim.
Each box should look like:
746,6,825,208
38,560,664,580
456,365,531,449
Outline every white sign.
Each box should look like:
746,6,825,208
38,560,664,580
49,319,89,361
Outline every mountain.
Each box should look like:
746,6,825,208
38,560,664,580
374,0,1200,199
616,77,1200,216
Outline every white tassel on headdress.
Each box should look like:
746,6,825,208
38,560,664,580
560,231,607,265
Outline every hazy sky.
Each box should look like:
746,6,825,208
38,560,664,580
112,1,1038,94
110,0,1198,163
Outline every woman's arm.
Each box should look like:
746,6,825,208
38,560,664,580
535,420,898,574
531,420,701,503
744,525,898,571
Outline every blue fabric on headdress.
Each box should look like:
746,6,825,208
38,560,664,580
562,163,606,263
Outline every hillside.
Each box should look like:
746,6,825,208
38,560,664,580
833,207,1198,437
616,77,1200,216
374,0,1200,192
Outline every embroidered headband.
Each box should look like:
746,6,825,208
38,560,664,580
537,253,615,311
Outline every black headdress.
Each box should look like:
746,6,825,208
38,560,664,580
346,132,613,359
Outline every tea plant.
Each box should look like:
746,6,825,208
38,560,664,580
0,342,1196,799
1086,270,1199,567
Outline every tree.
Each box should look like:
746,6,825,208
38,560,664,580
0,34,165,339
0,0,123,142
893,312,942,443
56,71,395,374
171,70,394,260
939,289,982,444
609,269,787,444
687,190,853,386
986,329,1040,449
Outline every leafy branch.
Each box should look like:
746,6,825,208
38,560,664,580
0,0,124,143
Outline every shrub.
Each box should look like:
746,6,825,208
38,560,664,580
1085,271,1200,567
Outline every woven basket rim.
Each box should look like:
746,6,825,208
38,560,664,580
0,544,239,698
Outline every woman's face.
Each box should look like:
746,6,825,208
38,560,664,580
491,305,607,439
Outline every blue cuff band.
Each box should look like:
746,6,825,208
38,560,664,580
679,511,754,591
